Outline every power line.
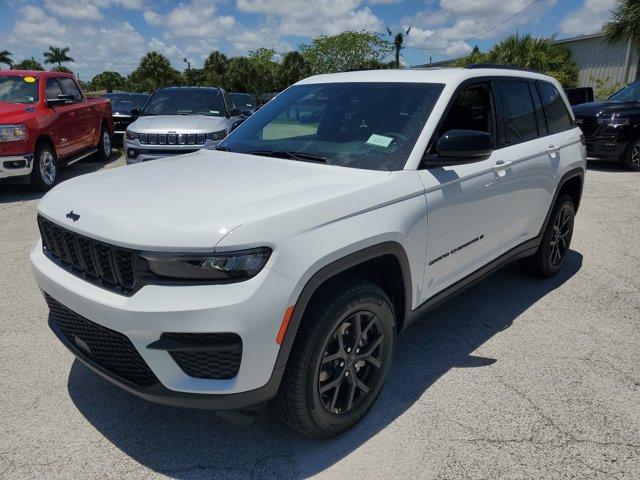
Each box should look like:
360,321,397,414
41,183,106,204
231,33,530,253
405,0,542,53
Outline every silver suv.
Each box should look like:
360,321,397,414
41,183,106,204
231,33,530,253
124,86,242,164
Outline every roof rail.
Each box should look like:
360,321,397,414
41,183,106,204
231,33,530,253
464,63,539,73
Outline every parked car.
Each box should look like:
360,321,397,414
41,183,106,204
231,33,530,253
564,87,594,106
229,92,256,116
103,92,149,144
0,70,113,190
124,86,242,164
31,67,585,438
572,81,640,170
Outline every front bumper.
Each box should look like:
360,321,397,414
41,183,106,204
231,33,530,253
124,138,220,164
0,153,34,179
30,242,296,409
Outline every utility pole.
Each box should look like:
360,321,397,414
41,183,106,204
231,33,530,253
183,57,192,85
387,27,411,68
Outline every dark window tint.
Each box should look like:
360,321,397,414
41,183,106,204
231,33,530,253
142,89,226,117
499,81,538,145
438,84,494,138
46,78,63,100
538,81,573,134
58,77,82,101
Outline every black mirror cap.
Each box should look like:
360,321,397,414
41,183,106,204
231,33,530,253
46,94,75,107
437,129,492,160
130,108,142,116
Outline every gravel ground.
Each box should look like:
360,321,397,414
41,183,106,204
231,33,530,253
1,156,639,479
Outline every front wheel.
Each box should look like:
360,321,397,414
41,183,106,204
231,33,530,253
273,280,395,438
622,137,640,171
30,143,58,191
95,125,112,162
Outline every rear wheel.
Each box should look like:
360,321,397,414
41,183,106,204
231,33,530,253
95,125,112,162
273,279,395,438
521,194,575,277
622,137,640,171
30,143,57,191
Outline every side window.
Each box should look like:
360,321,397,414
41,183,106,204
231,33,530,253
45,78,64,100
434,83,494,149
498,81,538,146
223,92,234,115
538,81,573,134
58,77,82,102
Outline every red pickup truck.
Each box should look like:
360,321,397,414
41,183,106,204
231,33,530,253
0,70,113,190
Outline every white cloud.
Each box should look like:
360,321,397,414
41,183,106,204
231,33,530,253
143,11,162,26
10,6,68,47
43,0,103,20
559,0,617,36
144,0,236,39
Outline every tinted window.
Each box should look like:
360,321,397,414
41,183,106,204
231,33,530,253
608,81,640,102
438,84,493,138
230,93,255,109
219,82,444,171
106,93,149,111
538,81,573,134
143,89,226,117
58,77,82,101
499,81,538,145
46,78,63,100
0,76,39,104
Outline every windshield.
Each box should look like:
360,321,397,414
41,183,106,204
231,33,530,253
608,82,640,102
107,93,149,111
219,82,444,171
230,93,255,109
0,76,39,104
142,89,226,116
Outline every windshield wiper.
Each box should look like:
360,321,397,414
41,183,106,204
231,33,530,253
247,150,327,163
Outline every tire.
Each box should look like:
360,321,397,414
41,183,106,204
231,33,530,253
95,125,112,162
622,137,640,171
521,194,575,277
273,279,395,438
30,143,58,191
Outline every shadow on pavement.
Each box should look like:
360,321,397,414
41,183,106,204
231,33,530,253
586,159,632,173
68,251,583,479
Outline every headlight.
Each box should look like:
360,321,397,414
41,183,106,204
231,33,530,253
597,116,630,126
125,130,137,140
206,130,227,141
0,125,27,143
142,247,272,281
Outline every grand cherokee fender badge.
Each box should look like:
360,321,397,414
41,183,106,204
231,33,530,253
429,235,484,266
66,210,80,222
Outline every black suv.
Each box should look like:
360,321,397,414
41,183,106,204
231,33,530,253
572,81,640,170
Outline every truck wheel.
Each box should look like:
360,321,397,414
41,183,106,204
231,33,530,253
521,195,575,277
31,143,58,191
273,279,395,438
622,138,640,171
95,125,112,162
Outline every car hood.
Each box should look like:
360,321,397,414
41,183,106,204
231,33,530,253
0,101,39,123
128,115,228,134
37,149,391,251
572,100,640,117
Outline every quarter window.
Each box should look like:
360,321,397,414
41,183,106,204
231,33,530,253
538,81,573,134
58,77,82,102
498,81,538,146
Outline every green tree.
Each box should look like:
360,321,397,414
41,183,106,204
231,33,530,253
278,51,310,89
11,57,44,71
90,71,127,92
299,31,392,75
50,66,73,74
203,50,228,86
604,0,640,50
128,52,182,91
454,34,578,87
223,49,279,103
43,46,74,69
0,50,13,68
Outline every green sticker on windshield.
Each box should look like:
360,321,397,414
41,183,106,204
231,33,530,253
366,134,393,148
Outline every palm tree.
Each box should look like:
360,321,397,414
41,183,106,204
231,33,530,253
43,46,74,69
0,50,13,68
604,0,640,49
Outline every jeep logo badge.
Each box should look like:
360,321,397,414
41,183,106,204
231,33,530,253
66,210,80,222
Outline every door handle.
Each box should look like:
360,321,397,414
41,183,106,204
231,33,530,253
492,161,513,177
547,144,561,158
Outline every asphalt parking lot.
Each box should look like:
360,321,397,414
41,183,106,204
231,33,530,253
1,155,639,479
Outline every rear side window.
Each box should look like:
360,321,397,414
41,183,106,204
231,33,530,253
498,81,538,146
45,78,63,100
538,81,573,134
58,77,82,102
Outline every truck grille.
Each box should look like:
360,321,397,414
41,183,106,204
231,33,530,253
46,294,159,387
38,215,137,294
160,332,242,380
138,132,207,146
575,116,598,136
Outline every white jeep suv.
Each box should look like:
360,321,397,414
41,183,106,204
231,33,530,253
31,67,586,438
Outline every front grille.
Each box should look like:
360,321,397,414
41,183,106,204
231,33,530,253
575,116,598,136
38,216,136,294
138,132,206,146
161,332,242,380
46,294,159,387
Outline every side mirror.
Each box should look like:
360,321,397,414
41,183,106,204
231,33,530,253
47,94,75,107
437,129,492,160
130,108,142,116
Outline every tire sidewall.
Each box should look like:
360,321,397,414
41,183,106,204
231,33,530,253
303,288,395,435
623,137,640,171
96,126,112,161
539,196,575,275
31,144,57,191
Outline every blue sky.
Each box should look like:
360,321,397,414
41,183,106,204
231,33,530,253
0,0,618,80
